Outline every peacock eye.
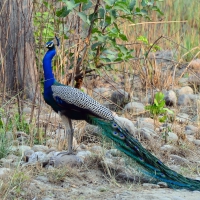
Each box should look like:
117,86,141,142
119,133,125,140
112,131,118,136
112,123,118,128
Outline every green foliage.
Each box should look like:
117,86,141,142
0,130,12,159
145,92,173,122
137,35,161,55
39,0,163,75
7,113,30,133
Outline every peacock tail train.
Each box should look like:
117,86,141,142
88,115,200,191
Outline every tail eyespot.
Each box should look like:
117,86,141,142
112,123,118,128
119,133,125,140
112,131,118,136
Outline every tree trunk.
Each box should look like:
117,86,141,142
0,0,38,100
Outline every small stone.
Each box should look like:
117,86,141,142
19,145,32,155
167,132,178,142
111,89,129,106
137,128,157,140
164,90,177,106
157,182,168,188
185,125,198,133
178,86,193,96
123,102,145,113
106,149,120,157
142,183,160,188
76,150,92,162
193,140,200,146
176,113,190,123
32,145,49,152
27,151,48,164
160,145,174,151
170,154,190,166
79,144,87,149
177,94,191,106
190,59,200,70
0,158,15,168
50,153,82,167
186,135,195,142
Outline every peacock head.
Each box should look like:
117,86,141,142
45,41,55,50
45,36,60,51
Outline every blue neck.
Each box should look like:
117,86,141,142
43,49,56,89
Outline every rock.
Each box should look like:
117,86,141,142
170,154,190,166
18,145,31,155
36,175,49,183
24,149,34,161
136,118,155,130
106,149,120,157
0,158,15,168
0,154,20,168
111,89,129,106
26,151,48,165
176,113,190,123
49,152,82,167
137,128,157,140
193,140,200,146
157,182,168,188
79,144,87,149
160,145,174,151
76,150,92,162
177,86,193,96
186,135,195,142
177,94,191,106
142,183,160,189
123,102,145,113
32,145,49,152
0,168,11,179
185,125,198,134
164,90,177,106
90,145,103,153
114,116,137,136
190,59,200,71
185,130,194,135
167,132,178,142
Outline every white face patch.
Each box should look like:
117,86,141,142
46,42,54,48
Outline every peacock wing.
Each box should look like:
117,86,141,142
51,85,114,120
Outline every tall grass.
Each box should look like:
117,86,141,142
126,0,199,61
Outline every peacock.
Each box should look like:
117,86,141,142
42,37,200,191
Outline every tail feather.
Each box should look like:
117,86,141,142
89,116,200,191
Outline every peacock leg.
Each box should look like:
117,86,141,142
58,113,74,155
